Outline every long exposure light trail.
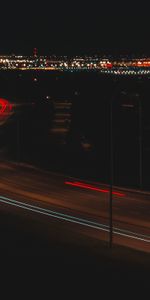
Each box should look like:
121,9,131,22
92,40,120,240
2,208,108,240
0,195,149,243
65,181,125,197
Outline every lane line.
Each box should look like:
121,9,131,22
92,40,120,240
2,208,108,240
0,195,149,239
0,195,108,228
0,195,150,243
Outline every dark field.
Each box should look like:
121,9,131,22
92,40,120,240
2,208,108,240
0,71,150,289
1,70,150,190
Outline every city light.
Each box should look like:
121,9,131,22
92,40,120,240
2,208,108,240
1,54,150,75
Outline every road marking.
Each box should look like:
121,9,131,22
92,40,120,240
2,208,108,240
0,195,150,244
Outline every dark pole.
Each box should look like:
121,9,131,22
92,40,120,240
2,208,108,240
109,96,113,248
139,97,142,189
17,118,20,166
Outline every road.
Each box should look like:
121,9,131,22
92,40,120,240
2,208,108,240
0,160,149,254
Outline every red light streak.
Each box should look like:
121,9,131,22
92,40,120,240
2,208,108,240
65,181,125,197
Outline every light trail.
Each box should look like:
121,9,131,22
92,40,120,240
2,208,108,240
0,195,150,245
0,195,108,230
65,181,125,197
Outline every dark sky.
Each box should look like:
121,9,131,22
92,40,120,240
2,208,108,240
0,1,150,56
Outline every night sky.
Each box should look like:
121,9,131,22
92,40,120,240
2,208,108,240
1,1,150,56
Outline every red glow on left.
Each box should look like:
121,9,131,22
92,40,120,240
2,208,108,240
0,98,13,121
65,181,125,197
0,98,7,114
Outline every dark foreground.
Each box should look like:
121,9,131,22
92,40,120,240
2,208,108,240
0,161,150,292
1,200,149,296
1,196,149,284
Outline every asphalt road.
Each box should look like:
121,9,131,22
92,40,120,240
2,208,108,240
0,160,150,291
0,160,150,254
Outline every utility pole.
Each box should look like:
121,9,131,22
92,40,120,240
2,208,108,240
135,93,142,189
139,97,142,189
109,97,113,248
17,118,20,166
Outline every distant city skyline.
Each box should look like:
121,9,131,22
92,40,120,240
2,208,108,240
1,53,150,76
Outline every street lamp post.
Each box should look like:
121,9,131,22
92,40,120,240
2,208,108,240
109,96,113,248
138,96,142,189
135,93,142,189
17,118,21,166
108,89,143,248
108,80,119,249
